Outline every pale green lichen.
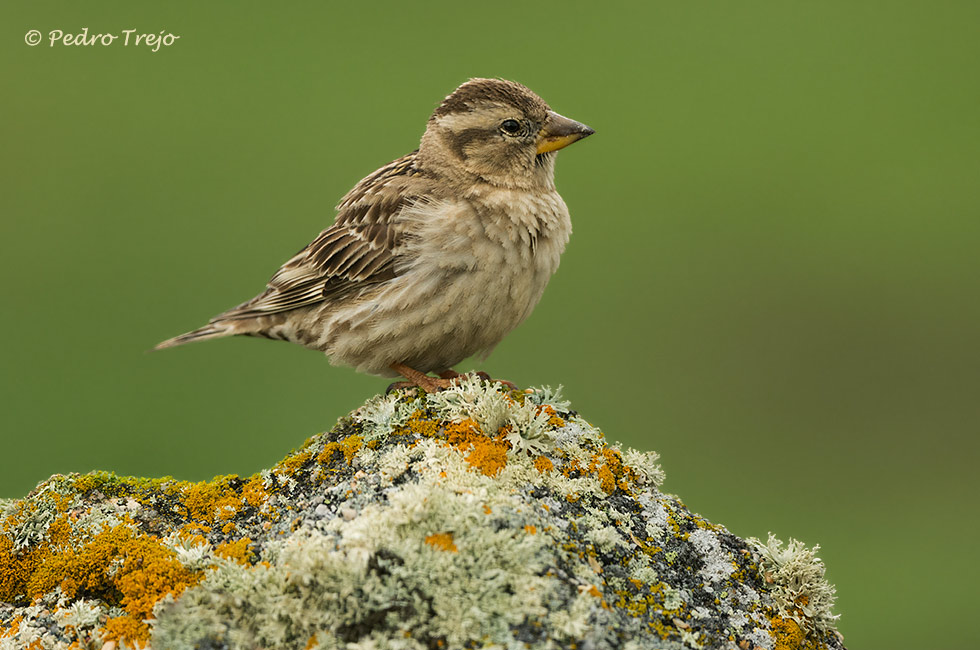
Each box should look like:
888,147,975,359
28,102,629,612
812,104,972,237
0,382,844,650
426,376,556,453
748,533,840,633
622,447,666,488
662,585,684,611
353,391,419,440
154,479,562,649
53,597,104,631
525,385,572,412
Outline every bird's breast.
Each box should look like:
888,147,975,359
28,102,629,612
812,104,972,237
324,190,572,373
396,188,569,274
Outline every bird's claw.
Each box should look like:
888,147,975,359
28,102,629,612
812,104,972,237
473,371,517,389
386,381,416,394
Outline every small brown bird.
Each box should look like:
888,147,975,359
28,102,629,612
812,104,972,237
156,78,593,391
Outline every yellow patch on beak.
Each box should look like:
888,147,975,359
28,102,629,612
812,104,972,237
535,111,595,155
536,134,586,155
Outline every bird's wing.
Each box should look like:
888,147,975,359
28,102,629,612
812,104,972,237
213,151,423,321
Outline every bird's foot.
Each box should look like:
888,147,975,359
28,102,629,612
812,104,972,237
389,363,457,393
385,377,455,394
387,364,518,393
476,372,517,390
385,380,414,394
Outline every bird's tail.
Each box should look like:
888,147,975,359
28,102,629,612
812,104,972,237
154,322,234,350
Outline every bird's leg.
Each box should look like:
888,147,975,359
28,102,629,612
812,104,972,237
385,364,517,393
389,362,455,392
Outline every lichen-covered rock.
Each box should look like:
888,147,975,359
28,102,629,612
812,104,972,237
0,379,845,650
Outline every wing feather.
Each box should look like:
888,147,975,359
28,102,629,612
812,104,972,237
213,151,423,321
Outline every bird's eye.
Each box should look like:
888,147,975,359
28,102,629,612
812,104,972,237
500,119,523,136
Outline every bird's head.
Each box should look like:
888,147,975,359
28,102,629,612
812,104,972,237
419,78,594,190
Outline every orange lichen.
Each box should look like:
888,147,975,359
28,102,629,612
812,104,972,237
396,412,515,477
524,525,538,535
443,418,481,445
6,518,203,646
441,419,511,477
537,405,566,428
102,615,148,646
581,584,610,609
402,410,437,437
586,448,636,495
464,437,509,477
176,530,208,549
562,457,582,478
424,532,458,553
215,538,254,565
770,616,812,650
241,475,268,507
599,448,623,477
180,476,245,523
275,449,313,476
0,535,37,604
596,464,617,494
0,615,22,639
317,434,364,466
0,484,217,643
112,535,203,634
534,456,554,473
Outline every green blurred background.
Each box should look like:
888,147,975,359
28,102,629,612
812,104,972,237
3,1,978,647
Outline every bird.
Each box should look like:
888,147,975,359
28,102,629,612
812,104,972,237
156,78,594,392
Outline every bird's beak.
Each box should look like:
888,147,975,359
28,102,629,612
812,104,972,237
536,111,595,155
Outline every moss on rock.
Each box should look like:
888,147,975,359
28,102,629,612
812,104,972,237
0,378,845,650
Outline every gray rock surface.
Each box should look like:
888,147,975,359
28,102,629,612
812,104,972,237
0,379,844,649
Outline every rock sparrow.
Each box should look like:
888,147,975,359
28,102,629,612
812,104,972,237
157,78,593,391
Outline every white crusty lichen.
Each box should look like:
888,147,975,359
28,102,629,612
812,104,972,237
748,533,840,633
0,381,844,650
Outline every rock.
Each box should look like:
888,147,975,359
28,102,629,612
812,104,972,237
0,378,845,650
